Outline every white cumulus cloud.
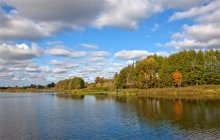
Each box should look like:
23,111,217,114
165,0,220,50
0,43,42,60
46,46,86,58
93,0,161,29
91,51,110,57
115,50,150,60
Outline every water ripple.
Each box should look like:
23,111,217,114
0,94,220,140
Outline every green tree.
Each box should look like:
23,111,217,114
114,69,126,89
193,50,205,85
55,77,85,90
159,58,172,87
47,82,55,88
204,50,220,84
70,77,85,89
135,57,158,88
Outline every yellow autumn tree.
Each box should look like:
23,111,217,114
172,71,183,87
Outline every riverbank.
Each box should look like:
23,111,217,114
57,85,220,100
1,85,219,100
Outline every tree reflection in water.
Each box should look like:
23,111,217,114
113,96,220,129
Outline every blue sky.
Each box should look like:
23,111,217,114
0,0,219,86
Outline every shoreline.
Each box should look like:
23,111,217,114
57,85,220,100
1,85,219,100
0,89,55,93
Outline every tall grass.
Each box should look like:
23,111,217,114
57,85,220,100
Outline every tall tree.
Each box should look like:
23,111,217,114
159,58,172,87
172,71,183,87
135,57,158,88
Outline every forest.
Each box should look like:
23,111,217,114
114,50,220,89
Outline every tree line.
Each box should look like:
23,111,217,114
55,77,85,90
114,50,220,89
0,83,55,90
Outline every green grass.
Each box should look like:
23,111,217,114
57,85,220,100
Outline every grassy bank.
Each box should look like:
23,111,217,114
1,85,219,100
57,85,220,100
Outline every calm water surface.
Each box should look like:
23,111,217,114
0,93,220,140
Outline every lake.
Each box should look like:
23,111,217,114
0,93,220,140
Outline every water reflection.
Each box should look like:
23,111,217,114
84,95,220,129
70,95,85,100
114,96,220,129
173,100,183,120
95,95,112,101
1,93,219,139
58,94,85,100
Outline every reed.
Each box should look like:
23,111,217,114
57,85,220,100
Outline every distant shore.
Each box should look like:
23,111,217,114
57,85,220,100
0,88,54,93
